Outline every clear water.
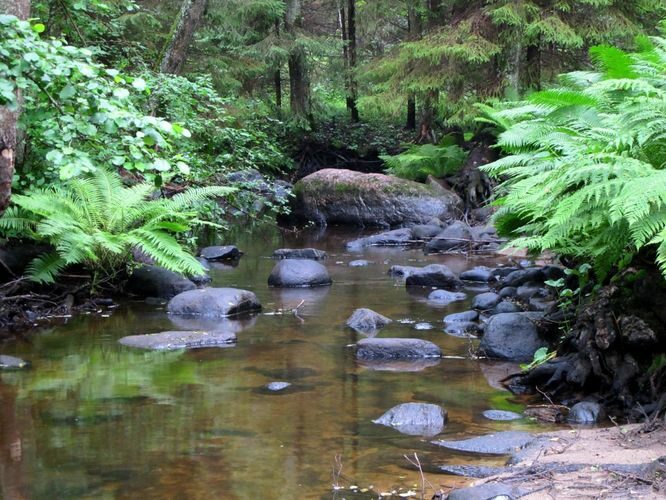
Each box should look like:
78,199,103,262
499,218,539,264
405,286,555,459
0,225,550,499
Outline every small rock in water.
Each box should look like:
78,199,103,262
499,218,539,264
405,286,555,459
356,338,442,360
432,431,534,455
272,248,327,261
373,402,448,437
414,322,434,330
444,322,481,338
0,355,30,370
427,289,467,305
267,259,332,288
200,245,242,261
482,410,523,421
568,401,605,424
346,308,392,334
265,381,291,392
348,259,369,267
444,310,479,323
119,331,237,350
472,292,501,310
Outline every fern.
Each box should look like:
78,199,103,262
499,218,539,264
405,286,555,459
481,34,666,279
380,141,468,182
0,169,235,284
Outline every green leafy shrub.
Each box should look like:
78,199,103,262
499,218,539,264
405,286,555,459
481,30,666,279
0,169,234,285
381,140,467,182
0,15,190,188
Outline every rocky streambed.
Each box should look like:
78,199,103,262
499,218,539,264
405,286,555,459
0,223,637,498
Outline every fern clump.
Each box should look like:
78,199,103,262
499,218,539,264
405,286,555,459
480,31,666,279
381,141,467,182
0,169,234,285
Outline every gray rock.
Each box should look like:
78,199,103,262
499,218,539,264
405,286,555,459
346,308,392,334
265,381,291,392
438,464,506,478
119,331,237,350
483,410,523,421
272,248,327,260
492,267,520,279
348,259,369,267
432,431,534,455
427,217,446,228
411,224,442,240
197,257,211,271
373,402,447,437
346,228,414,249
405,264,462,289
167,288,262,317
568,401,605,424
494,301,522,314
444,310,479,323
388,265,420,278
127,265,196,299
516,285,547,301
447,483,526,500
0,355,30,370
293,169,462,227
460,266,496,283
425,221,474,252
503,268,545,287
480,312,547,362
472,292,501,310
358,359,441,372
189,273,212,286
529,297,554,312
199,245,242,261
356,338,442,360
267,259,332,288
499,286,517,298
428,289,467,305
444,321,481,337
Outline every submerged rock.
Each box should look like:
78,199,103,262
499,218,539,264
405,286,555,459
126,265,196,299
432,431,534,455
292,168,462,227
272,248,327,260
358,358,441,372
405,264,462,289
425,221,474,253
483,410,523,421
199,245,242,261
356,338,442,360
0,355,30,370
348,259,369,267
119,331,237,350
264,381,292,392
168,288,262,317
480,312,547,362
346,228,415,249
267,259,332,288
346,308,392,334
373,402,448,437
427,289,467,305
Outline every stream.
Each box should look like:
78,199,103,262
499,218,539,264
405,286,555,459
0,225,555,499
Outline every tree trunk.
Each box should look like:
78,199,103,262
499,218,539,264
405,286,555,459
346,0,359,122
285,0,311,119
524,42,541,91
274,20,282,114
406,95,416,130
0,0,30,217
159,0,208,74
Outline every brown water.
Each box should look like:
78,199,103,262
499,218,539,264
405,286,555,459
0,225,551,499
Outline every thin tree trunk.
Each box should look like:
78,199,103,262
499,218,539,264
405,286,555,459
525,42,541,91
274,20,282,114
285,0,311,119
406,95,416,130
0,0,30,217
347,0,359,122
159,0,208,74
405,1,421,130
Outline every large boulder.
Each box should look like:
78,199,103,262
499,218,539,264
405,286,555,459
267,259,332,288
405,264,462,289
119,331,236,350
272,248,327,260
480,312,547,362
293,169,462,227
167,288,262,317
373,402,448,437
356,338,442,360
126,265,196,299
346,228,414,249
346,308,392,334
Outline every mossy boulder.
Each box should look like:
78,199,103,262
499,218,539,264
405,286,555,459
293,169,462,227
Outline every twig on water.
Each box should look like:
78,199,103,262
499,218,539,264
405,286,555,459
404,452,434,499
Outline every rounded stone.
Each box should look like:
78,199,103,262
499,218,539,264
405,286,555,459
267,259,332,288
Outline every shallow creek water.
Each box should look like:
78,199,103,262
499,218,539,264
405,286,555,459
0,225,557,499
